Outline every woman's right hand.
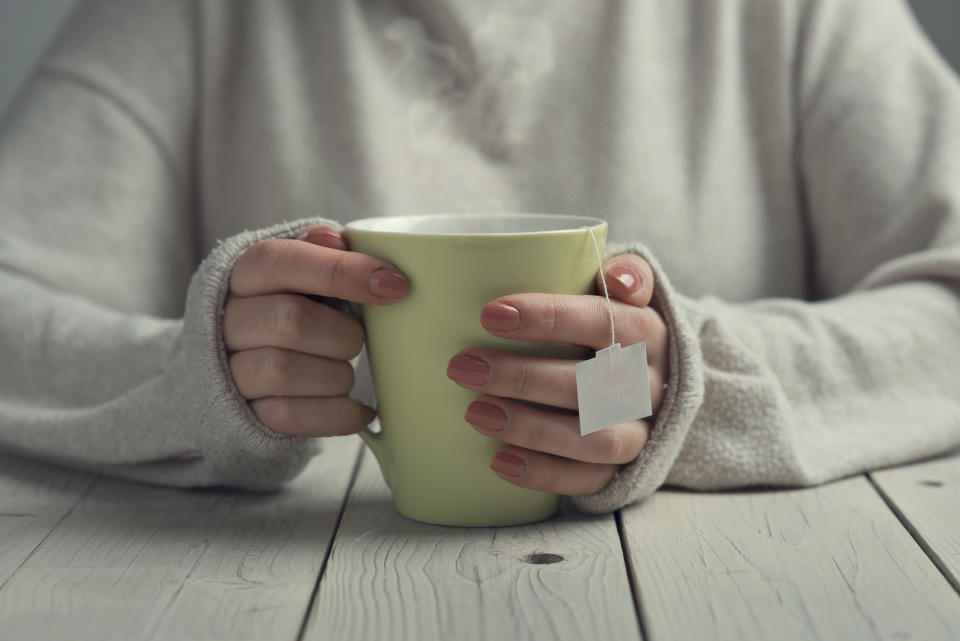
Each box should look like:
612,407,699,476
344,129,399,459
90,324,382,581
224,226,406,436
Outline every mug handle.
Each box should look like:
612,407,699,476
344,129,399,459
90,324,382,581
346,300,391,487
358,423,388,480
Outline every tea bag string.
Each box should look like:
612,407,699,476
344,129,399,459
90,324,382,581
586,227,616,361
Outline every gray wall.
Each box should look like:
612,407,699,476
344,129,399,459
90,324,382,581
0,0,958,117
0,0,76,116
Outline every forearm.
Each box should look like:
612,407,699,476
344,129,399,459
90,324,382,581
0,218,338,489
570,242,960,513
669,277,960,489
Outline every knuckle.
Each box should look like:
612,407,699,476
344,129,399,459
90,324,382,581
512,360,534,396
345,329,365,359
222,299,243,346
595,430,626,462
270,296,309,343
548,301,564,332
319,250,349,294
526,414,548,450
336,315,366,359
538,461,563,493
228,353,254,395
626,308,648,338
313,397,362,436
531,300,564,333
636,420,652,450
650,309,669,344
333,360,356,394
255,398,292,432
246,239,284,273
333,399,364,433
260,348,295,390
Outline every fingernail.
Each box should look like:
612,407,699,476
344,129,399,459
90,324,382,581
465,401,507,432
491,452,526,477
446,354,489,386
609,265,640,292
298,226,342,244
369,269,407,297
361,404,377,424
481,303,520,331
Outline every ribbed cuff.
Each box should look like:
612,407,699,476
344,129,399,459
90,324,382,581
180,216,340,489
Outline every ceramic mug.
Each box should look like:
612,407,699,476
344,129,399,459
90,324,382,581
344,213,607,527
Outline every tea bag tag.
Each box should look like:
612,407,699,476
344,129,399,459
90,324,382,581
576,342,652,436
576,227,653,436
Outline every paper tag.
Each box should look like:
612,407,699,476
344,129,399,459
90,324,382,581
576,342,652,436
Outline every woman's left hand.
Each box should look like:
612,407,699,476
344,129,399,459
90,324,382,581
446,254,669,496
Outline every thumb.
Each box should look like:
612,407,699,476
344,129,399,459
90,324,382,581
596,254,655,307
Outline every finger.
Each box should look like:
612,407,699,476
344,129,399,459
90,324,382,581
446,349,579,409
251,396,376,437
480,295,669,361
489,446,621,496
650,366,667,415
224,294,364,360
598,254,655,308
230,238,407,303
229,347,355,400
465,396,650,464
297,226,346,251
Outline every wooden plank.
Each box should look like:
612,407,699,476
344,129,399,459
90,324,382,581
147,436,361,641
619,475,960,641
303,449,642,641
0,452,98,589
0,437,360,641
870,450,960,594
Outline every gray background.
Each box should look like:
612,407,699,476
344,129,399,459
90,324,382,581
0,0,958,117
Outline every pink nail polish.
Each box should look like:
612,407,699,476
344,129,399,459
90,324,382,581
481,303,520,331
465,401,507,432
446,354,489,386
609,265,639,292
490,452,526,477
305,228,345,249
369,269,407,297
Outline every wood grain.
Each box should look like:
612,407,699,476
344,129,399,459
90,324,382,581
0,452,98,589
147,436,361,641
302,449,642,641
870,450,960,594
0,437,361,641
620,475,960,641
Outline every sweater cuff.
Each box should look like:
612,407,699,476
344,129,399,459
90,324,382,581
180,216,340,489
567,241,705,513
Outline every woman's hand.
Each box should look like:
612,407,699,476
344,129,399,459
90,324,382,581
446,254,669,496
224,226,406,436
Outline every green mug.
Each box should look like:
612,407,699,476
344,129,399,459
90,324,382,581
343,214,607,527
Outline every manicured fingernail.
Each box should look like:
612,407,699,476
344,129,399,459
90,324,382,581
609,265,640,292
465,401,507,432
361,404,377,424
491,452,526,477
369,269,407,297
481,303,520,331
446,354,489,386
298,226,342,244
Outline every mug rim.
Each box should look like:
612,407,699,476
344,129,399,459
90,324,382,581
343,213,607,236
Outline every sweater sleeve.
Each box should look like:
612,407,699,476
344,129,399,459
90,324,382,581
0,0,334,489
571,0,960,513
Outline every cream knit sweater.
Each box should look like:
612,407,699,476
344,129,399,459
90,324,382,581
1,0,958,513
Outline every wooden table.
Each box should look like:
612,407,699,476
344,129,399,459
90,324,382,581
2,436,959,640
